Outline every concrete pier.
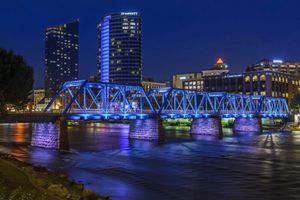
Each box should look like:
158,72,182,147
129,118,163,140
233,117,262,133
31,117,69,150
190,117,222,136
58,117,69,150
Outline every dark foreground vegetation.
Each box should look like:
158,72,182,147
0,153,109,200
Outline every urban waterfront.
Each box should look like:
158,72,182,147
0,122,300,200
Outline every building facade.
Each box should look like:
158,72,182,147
97,12,142,84
172,73,202,88
44,20,79,98
203,71,300,104
246,59,300,75
202,58,229,77
33,89,45,107
142,81,167,92
183,79,204,91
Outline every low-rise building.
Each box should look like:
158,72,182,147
172,73,202,88
246,59,300,75
202,58,229,77
203,71,300,104
142,80,167,92
33,89,45,108
183,79,204,91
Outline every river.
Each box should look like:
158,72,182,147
0,122,300,200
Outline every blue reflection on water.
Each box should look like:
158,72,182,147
31,123,59,149
0,123,300,200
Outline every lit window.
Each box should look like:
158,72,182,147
245,76,250,82
260,75,266,81
252,75,258,81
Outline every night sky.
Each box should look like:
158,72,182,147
1,0,300,87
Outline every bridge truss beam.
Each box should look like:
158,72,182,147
45,80,289,119
45,80,156,120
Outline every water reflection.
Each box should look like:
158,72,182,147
29,147,58,164
263,132,275,148
191,134,221,141
0,122,300,200
0,123,30,144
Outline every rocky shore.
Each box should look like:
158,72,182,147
0,153,109,200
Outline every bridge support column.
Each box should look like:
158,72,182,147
190,117,222,136
31,117,69,150
233,117,262,133
58,117,69,150
129,118,163,140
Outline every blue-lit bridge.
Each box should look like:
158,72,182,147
45,80,289,139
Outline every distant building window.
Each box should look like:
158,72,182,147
252,75,258,81
245,76,250,82
260,75,266,81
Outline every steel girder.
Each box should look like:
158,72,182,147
45,81,290,119
147,88,289,118
44,80,156,120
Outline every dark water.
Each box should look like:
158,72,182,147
0,122,300,200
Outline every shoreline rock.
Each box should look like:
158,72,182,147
0,152,109,200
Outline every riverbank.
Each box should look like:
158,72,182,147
0,153,109,200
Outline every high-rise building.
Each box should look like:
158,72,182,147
97,12,142,84
44,20,79,98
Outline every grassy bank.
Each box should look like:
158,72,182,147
0,153,109,200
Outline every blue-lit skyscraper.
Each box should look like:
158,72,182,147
97,12,142,84
44,20,79,98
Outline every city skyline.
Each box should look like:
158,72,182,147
1,0,300,87
1,2,299,199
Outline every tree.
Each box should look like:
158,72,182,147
0,48,33,113
290,93,300,113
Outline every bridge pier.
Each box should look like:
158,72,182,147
58,117,69,150
31,117,69,150
190,117,222,136
129,118,163,140
233,117,262,133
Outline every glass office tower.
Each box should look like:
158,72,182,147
44,20,79,98
97,12,142,84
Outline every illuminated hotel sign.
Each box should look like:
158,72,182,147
273,59,283,64
121,12,138,16
225,74,243,78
